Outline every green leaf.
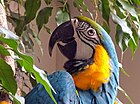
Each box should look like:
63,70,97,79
115,25,129,52
0,36,18,50
21,30,34,53
101,0,110,23
128,28,139,58
44,25,51,34
73,0,88,11
102,22,110,33
115,25,122,45
120,67,130,77
55,8,70,26
14,16,26,36
117,0,139,22
73,0,93,18
114,5,126,19
25,0,41,24
44,0,52,5
36,7,53,32
0,36,33,65
133,0,140,5
122,38,128,52
0,58,17,95
111,12,136,45
12,94,22,104
0,44,10,56
119,62,129,77
27,27,43,54
111,13,132,35
7,14,26,36
33,66,56,102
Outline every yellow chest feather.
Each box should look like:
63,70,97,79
72,45,111,91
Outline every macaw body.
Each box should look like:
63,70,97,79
25,16,119,104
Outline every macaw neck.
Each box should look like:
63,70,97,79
72,44,111,91
93,45,110,66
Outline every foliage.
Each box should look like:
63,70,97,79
0,0,139,104
0,28,56,103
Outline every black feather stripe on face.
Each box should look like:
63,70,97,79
75,20,101,49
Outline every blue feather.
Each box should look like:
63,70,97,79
25,71,79,104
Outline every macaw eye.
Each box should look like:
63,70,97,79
87,29,96,36
74,19,77,24
73,18,78,25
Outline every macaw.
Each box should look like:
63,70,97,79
25,16,119,104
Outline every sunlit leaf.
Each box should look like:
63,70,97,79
25,0,41,24
36,7,53,32
114,5,126,19
117,0,139,22
115,25,129,52
55,8,70,26
111,12,135,45
0,58,17,95
0,27,19,40
101,0,110,23
12,94,23,104
111,13,132,35
0,36,18,51
18,59,57,104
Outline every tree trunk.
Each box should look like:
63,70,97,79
0,0,15,104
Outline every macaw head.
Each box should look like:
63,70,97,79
49,16,118,69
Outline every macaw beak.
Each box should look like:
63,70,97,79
49,21,77,59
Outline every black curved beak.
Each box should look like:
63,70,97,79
49,21,77,59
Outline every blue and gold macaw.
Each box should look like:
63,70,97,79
25,16,119,104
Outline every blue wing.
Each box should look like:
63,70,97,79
25,71,80,104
